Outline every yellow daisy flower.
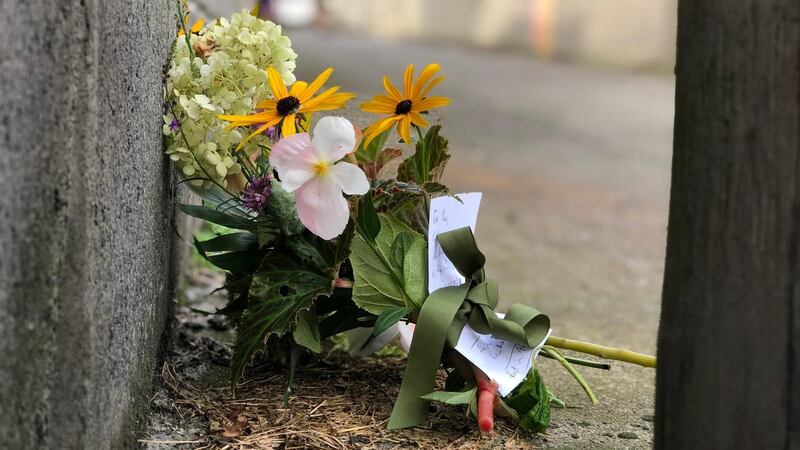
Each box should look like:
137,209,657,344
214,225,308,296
219,67,356,150
360,63,449,145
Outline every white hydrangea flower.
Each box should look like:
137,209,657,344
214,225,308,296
164,9,297,188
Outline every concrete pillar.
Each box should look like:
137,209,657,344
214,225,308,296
0,0,175,448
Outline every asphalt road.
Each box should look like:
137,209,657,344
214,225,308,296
289,28,674,448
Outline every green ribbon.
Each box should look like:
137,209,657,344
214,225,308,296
387,226,550,430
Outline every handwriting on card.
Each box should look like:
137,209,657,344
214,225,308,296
427,193,482,293
455,320,551,396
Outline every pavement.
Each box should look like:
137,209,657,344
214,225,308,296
287,28,674,449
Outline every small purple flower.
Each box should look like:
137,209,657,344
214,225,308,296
169,117,180,132
251,123,279,143
263,125,277,139
242,175,272,213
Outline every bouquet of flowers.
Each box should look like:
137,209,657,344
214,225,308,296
165,3,656,434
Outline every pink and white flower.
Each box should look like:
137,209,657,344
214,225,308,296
269,116,369,240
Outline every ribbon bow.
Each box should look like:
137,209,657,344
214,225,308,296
388,226,550,429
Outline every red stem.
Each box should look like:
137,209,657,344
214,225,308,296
474,368,498,432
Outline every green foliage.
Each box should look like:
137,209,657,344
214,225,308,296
397,125,450,184
195,232,258,253
372,180,448,234
231,233,339,385
178,203,257,230
503,368,552,433
372,306,414,337
350,214,427,315
264,183,305,236
355,127,393,163
293,308,322,353
421,387,477,406
356,193,381,244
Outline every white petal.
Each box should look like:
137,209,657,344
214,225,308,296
279,168,316,192
295,176,350,240
270,133,318,190
311,116,356,163
329,162,370,195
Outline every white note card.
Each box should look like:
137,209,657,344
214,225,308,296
425,193,549,395
427,192,483,293
455,320,551,396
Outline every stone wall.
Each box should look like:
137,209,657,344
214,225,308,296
0,0,175,448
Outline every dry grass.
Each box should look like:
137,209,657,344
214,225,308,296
152,351,538,449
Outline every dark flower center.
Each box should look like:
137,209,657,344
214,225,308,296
276,96,301,116
394,99,413,115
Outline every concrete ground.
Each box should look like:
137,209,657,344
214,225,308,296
288,28,674,448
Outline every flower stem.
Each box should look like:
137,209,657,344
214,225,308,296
545,336,656,368
413,123,425,142
542,346,598,405
538,351,611,370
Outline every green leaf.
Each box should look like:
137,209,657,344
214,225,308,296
230,230,350,385
178,203,256,230
397,125,450,184
231,264,332,384
355,126,393,163
350,214,427,314
391,233,426,303
371,180,450,234
421,387,477,406
356,193,381,243
503,368,552,433
293,308,322,353
372,306,413,337
264,183,304,236
205,250,263,273
196,232,258,253
255,220,281,247
333,220,356,265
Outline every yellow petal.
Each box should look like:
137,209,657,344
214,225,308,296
411,63,441,102
408,111,430,128
235,118,281,151
289,81,308,97
397,115,412,144
267,67,289,99
281,114,297,136
402,64,414,98
300,86,340,111
255,99,278,109
361,96,397,114
418,76,444,99
308,92,357,112
190,19,205,33
383,76,402,102
218,110,279,126
363,116,401,146
314,92,356,111
299,67,334,103
413,96,450,112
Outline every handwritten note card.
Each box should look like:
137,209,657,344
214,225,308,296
427,192,483,293
455,320,551,396
426,193,549,395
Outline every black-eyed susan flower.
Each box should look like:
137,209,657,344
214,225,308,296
360,63,449,145
218,67,356,150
